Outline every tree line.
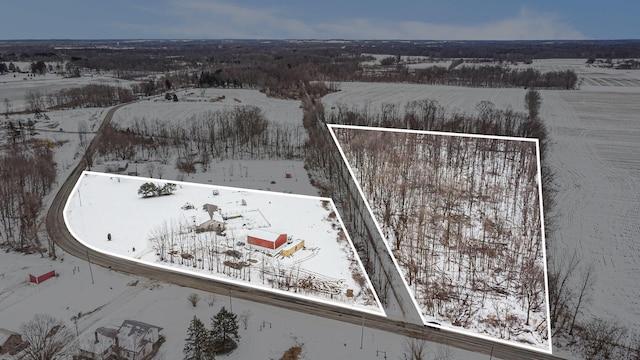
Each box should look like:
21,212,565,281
0,141,57,254
100,106,306,169
25,84,134,111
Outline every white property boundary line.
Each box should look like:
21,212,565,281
327,124,553,354
63,170,386,317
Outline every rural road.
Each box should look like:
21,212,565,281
45,104,564,360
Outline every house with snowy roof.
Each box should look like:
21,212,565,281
77,320,163,360
0,328,24,356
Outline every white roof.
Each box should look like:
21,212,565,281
247,229,284,242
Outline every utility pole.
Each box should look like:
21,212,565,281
360,315,364,349
86,249,94,284
72,316,79,337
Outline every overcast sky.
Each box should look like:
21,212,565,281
1,0,637,40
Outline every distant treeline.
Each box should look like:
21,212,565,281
25,84,134,111
411,66,577,89
4,39,595,101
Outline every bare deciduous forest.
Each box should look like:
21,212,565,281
333,128,547,342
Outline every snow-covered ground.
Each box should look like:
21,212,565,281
321,74,640,346
95,87,318,196
3,58,638,358
64,172,383,315
0,71,136,112
0,250,489,360
111,88,304,128
330,126,550,352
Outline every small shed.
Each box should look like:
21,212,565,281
281,240,305,257
247,229,287,250
29,268,56,284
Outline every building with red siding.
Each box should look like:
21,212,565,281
247,229,287,250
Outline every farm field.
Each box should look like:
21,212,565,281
95,87,317,196
64,172,383,315
0,67,136,112
321,73,640,339
111,88,305,128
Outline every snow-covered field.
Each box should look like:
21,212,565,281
111,88,304,128
64,172,383,315
0,71,136,112
95,86,318,196
542,89,640,334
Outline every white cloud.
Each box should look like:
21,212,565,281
314,8,586,40
116,2,586,40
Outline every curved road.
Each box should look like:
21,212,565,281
45,104,563,360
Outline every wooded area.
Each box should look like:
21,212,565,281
334,128,546,339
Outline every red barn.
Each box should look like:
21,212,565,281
247,229,287,250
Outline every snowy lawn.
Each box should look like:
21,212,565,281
64,172,383,315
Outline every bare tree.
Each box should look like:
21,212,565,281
525,89,541,120
145,162,156,178
20,313,73,360
569,264,596,335
580,319,627,360
25,89,45,112
207,293,217,307
433,345,455,360
76,119,95,170
239,310,252,330
77,120,88,148
4,97,11,117
403,338,428,360
188,293,201,307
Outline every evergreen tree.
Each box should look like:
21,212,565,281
138,182,158,197
184,316,215,360
211,307,239,354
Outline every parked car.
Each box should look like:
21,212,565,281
425,321,441,331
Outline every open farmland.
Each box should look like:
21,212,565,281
91,87,318,196
0,68,136,112
542,88,640,333
111,88,304,128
